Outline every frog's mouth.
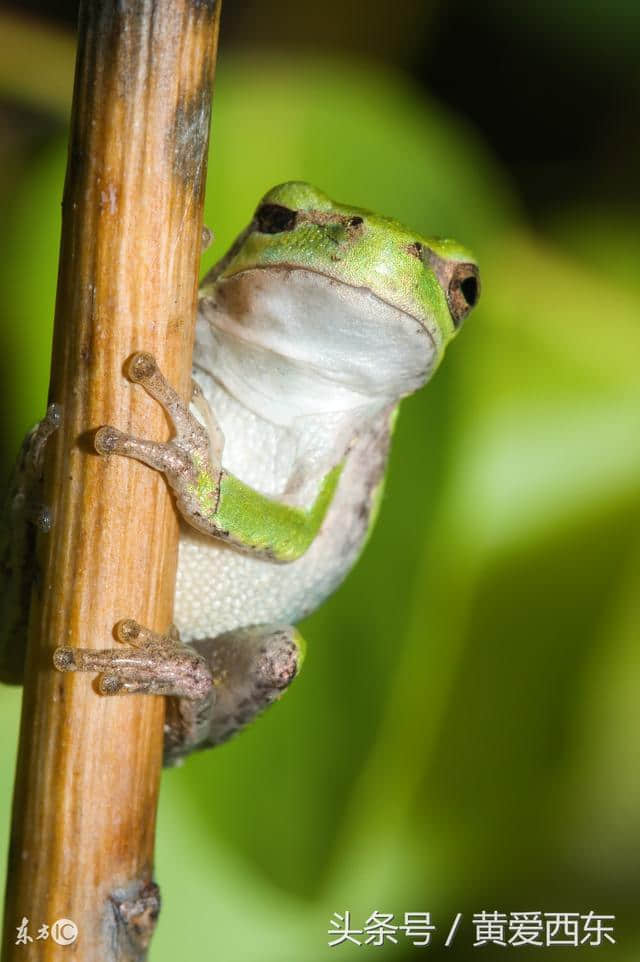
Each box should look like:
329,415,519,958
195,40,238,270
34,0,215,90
197,266,438,421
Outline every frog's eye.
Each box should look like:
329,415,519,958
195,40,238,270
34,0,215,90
419,245,481,329
255,203,297,234
447,263,480,328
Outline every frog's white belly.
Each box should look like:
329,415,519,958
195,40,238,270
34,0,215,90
174,397,391,641
175,482,357,640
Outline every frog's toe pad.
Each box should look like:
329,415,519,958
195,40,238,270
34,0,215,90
94,425,128,456
126,351,158,384
52,646,77,671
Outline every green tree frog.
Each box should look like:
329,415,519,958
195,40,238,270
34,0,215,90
1,183,480,764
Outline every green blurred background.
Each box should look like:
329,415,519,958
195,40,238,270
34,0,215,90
0,2,639,959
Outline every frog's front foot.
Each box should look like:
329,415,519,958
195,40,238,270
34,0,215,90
94,353,223,531
53,619,212,699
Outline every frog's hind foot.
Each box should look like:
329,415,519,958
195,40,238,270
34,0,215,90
53,619,212,700
164,624,305,765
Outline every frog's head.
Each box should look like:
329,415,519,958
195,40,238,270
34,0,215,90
200,182,480,414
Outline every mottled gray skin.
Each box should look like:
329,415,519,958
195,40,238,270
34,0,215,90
0,404,60,684
165,625,300,765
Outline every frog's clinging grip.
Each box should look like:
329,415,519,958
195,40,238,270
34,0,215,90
53,619,303,761
93,354,344,562
53,621,212,699
32,182,479,762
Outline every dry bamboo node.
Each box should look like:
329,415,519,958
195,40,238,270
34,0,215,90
2,2,220,959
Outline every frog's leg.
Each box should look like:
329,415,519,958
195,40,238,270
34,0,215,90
54,620,303,764
0,404,61,684
165,624,303,764
93,352,342,562
93,351,224,535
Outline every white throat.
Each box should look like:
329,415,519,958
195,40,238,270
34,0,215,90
197,266,434,423
194,266,433,498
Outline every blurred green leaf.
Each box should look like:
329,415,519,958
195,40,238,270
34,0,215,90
0,51,638,962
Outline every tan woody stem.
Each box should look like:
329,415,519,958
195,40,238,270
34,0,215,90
2,2,220,959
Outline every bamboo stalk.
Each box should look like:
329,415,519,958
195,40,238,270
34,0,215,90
2,2,220,959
